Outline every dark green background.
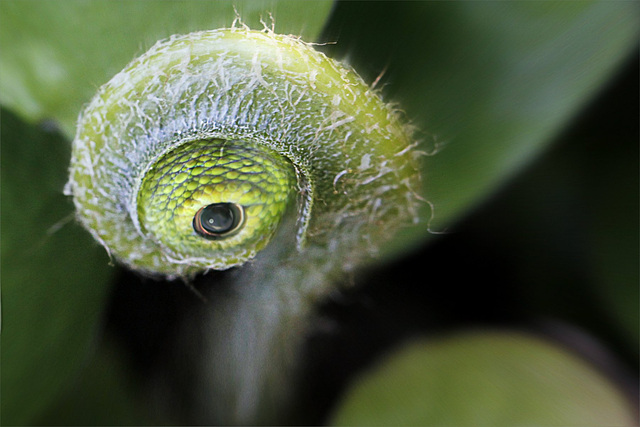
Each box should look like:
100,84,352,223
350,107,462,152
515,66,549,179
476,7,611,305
1,1,638,424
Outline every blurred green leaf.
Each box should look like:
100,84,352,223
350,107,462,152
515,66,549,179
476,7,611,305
322,2,639,256
35,339,155,425
0,109,113,425
330,331,636,426
0,0,333,138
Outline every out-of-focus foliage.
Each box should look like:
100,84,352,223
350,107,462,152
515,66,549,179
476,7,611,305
331,332,635,426
0,0,333,138
33,339,153,425
0,0,637,425
1,109,112,425
320,1,639,255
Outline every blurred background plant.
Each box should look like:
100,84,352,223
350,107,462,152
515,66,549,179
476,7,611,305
1,1,638,425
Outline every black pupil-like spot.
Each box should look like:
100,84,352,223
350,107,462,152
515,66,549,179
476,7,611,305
194,203,244,239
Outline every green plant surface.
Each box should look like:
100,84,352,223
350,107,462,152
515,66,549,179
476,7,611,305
0,1,333,425
330,331,636,426
321,1,639,256
0,109,112,425
33,339,155,426
0,0,637,425
0,0,333,138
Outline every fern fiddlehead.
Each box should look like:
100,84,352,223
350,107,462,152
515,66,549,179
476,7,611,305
67,28,420,277
66,27,422,423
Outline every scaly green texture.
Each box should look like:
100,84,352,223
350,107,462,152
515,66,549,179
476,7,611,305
138,138,296,267
67,28,421,277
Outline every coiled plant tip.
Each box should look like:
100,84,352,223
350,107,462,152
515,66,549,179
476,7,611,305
67,27,422,278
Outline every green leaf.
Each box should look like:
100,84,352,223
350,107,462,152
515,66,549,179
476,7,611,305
34,339,155,425
330,331,636,426
0,0,334,138
322,2,639,256
0,109,113,425
419,2,637,232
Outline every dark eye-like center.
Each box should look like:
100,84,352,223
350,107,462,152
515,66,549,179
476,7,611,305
193,203,245,239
